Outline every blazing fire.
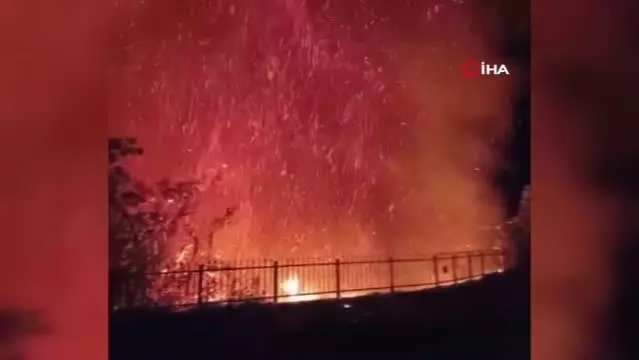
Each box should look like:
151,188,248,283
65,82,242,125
110,0,514,262
109,0,522,310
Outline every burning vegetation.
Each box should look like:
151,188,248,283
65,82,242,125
109,140,509,309
108,0,528,308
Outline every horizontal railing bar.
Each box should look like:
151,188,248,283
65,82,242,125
144,255,503,276
131,250,503,276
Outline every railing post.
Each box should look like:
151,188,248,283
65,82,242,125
388,257,395,293
451,255,457,284
335,259,341,298
480,252,486,275
433,255,439,286
272,261,279,303
467,254,473,279
197,265,204,306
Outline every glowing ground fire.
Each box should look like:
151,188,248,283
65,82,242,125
279,276,322,302
281,276,300,296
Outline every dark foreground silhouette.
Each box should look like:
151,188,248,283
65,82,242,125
111,265,529,360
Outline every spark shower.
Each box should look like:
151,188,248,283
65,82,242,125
109,0,520,263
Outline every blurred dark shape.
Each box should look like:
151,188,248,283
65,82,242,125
0,309,51,360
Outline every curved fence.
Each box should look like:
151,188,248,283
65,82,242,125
110,249,505,310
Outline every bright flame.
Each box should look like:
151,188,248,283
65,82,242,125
281,276,300,296
279,275,322,303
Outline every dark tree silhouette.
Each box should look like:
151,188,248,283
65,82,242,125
109,138,202,307
109,138,203,270
109,138,244,308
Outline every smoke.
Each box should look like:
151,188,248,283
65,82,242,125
109,0,518,261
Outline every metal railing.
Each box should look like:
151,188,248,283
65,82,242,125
111,249,505,310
